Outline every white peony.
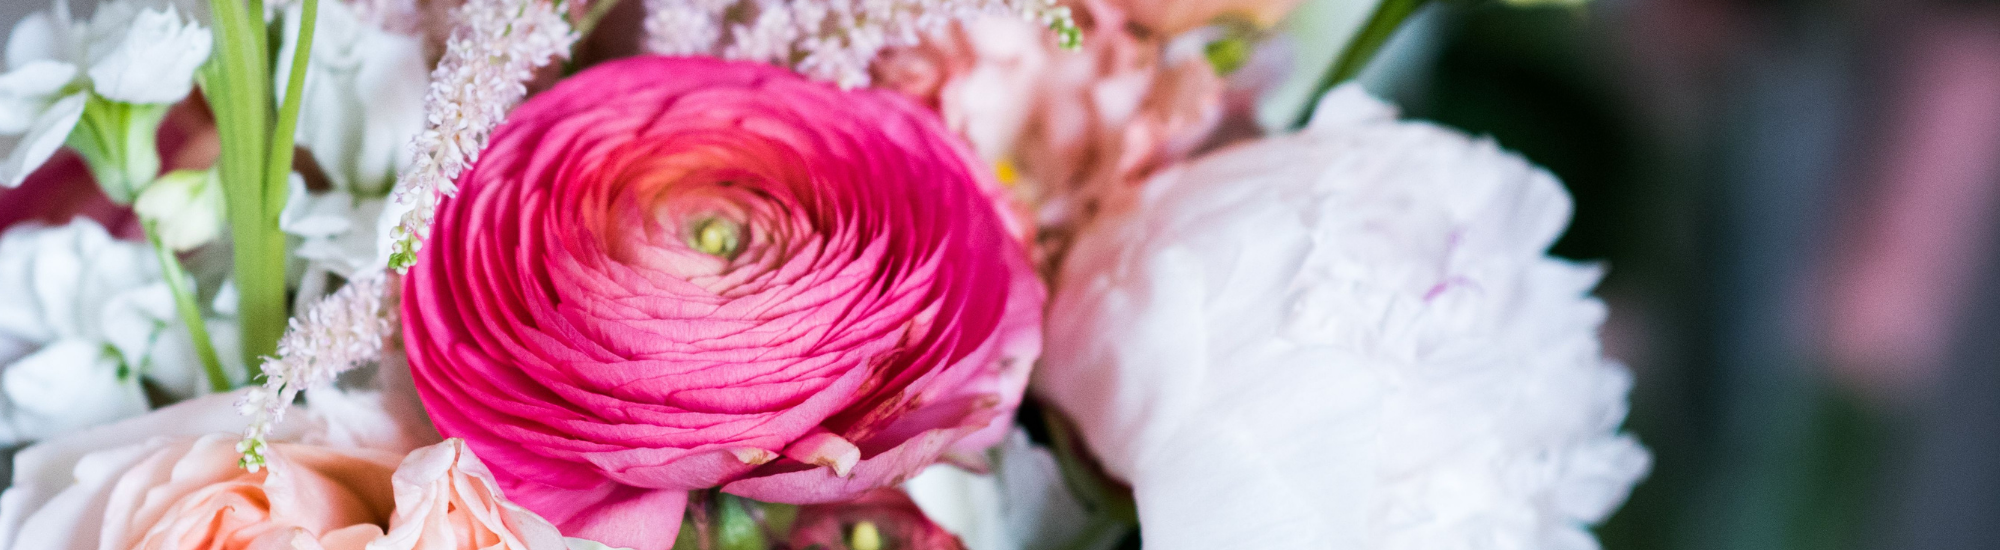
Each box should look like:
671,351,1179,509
0,219,229,448
1036,85,1649,550
0,0,210,187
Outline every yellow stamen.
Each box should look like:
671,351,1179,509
849,521,882,550
688,217,742,259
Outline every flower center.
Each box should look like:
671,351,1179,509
687,216,743,259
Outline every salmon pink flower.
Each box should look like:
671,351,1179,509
401,56,1043,550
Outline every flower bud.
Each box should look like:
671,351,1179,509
133,169,223,251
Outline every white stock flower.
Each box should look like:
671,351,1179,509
282,171,399,280
0,0,210,187
272,0,425,281
276,0,426,197
1036,85,1649,550
0,219,218,447
81,2,211,104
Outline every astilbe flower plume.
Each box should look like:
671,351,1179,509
240,0,577,469
641,0,1076,88
387,0,577,271
236,273,393,471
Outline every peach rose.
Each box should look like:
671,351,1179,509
0,386,565,550
0,389,403,550
372,439,567,550
121,435,400,550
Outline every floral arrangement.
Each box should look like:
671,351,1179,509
0,0,1647,548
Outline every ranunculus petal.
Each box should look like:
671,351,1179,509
402,56,1044,550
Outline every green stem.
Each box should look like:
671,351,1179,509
1292,0,1434,128
267,0,315,216
204,0,285,368
146,225,231,393
571,0,622,41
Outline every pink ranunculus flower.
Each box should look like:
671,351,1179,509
401,56,1044,550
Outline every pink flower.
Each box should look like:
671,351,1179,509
373,439,568,550
873,5,1228,263
0,390,569,550
401,56,1043,550
122,437,399,550
0,392,404,550
1106,0,1305,36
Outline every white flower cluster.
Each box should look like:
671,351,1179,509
1037,85,1650,550
276,0,427,303
0,0,210,189
236,273,392,471
387,0,575,271
0,219,226,447
641,0,1062,88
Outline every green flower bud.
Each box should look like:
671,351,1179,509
135,169,224,251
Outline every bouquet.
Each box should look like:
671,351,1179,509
0,0,1648,548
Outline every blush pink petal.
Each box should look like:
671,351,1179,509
370,439,567,550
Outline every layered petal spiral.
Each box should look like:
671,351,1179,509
402,56,1043,550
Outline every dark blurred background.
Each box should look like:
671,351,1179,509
1374,0,2000,549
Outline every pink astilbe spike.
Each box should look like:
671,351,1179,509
244,0,577,468
386,0,577,271
641,0,1073,88
236,273,394,471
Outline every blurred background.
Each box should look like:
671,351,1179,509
4,0,1996,548
1341,0,2000,549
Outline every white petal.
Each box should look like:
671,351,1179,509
0,91,81,187
96,282,173,369
84,6,210,104
0,61,78,134
209,279,237,316
4,8,67,71
1038,84,1647,550
0,339,148,446
905,430,1097,550
277,0,426,195
565,539,634,550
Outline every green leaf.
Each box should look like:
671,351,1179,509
1292,0,1433,127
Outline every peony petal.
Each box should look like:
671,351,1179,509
1037,84,1647,550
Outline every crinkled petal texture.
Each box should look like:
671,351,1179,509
1037,84,1650,550
403,56,1043,550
